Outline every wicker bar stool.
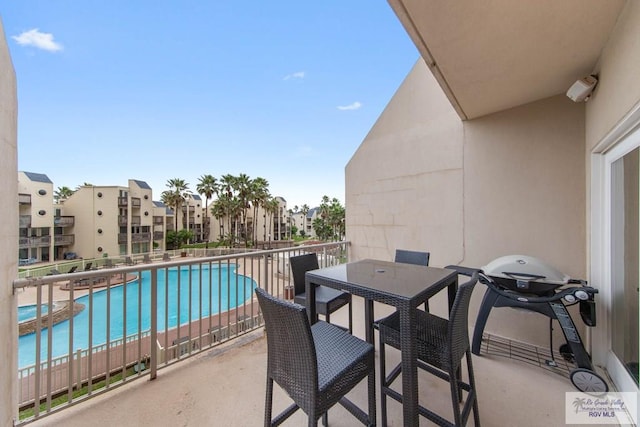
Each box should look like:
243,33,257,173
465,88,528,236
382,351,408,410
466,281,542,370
255,288,376,427
395,249,431,311
290,253,353,333
378,272,481,427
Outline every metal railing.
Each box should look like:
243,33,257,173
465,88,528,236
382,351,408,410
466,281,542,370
13,241,349,424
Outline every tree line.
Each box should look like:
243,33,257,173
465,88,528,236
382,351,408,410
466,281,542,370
52,175,345,249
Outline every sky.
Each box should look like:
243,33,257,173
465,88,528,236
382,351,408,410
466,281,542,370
2,1,418,210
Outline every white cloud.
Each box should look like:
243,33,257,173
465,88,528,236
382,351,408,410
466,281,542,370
12,29,63,52
337,101,362,111
283,71,305,80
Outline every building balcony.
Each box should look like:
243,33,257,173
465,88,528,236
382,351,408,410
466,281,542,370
18,235,51,249
153,216,164,225
14,243,612,427
53,234,74,246
153,231,164,240
118,215,127,226
131,216,141,226
131,197,141,208
118,197,128,207
117,232,152,244
53,216,74,227
19,215,31,228
24,295,582,427
18,193,31,205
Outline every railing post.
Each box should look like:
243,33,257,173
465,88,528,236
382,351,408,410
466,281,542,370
75,349,82,391
263,254,270,294
150,268,158,380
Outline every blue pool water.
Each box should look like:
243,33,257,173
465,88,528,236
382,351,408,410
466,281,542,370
18,264,256,368
18,304,50,322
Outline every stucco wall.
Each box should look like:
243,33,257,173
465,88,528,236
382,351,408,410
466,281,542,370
586,0,640,150
346,59,464,266
0,17,18,425
346,59,586,346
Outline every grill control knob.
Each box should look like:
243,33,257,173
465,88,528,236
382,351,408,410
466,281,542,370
564,294,576,303
575,290,589,300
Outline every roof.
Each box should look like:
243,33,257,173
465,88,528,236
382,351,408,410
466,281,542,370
389,0,626,119
132,180,151,190
22,172,52,184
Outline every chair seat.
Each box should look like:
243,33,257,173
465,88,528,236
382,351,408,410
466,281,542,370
294,286,351,316
311,321,374,393
377,309,458,373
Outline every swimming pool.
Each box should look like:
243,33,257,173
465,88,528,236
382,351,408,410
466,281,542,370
18,304,51,322
18,264,256,368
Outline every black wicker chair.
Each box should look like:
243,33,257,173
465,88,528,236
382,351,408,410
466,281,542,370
395,249,431,311
290,253,353,333
255,288,376,427
378,272,481,427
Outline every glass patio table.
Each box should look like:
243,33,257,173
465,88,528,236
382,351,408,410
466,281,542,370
305,259,458,427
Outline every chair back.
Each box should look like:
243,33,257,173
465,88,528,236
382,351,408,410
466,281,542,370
255,288,318,413
289,253,319,296
447,273,479,365
394,249,430,266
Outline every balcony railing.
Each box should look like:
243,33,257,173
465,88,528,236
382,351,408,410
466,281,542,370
53,216,74,227
131,216,141,226
53,235,74,246
118,197,128,207
118,215,127,226
19,194,32,205
131,198,141,208
153,231,164,240
12,242,349,424
19,236,51,249
118,232,151,244
153,216,164,225
19,215,31,228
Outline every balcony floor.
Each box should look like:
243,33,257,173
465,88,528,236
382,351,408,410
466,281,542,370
30,297,595,427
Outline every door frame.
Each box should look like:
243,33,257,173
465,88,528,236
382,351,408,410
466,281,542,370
590,100,640,394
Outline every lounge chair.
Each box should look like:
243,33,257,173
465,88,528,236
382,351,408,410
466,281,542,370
125,256,136,266
67,266,78,273
48,268,62,275
83,262,94,271
162,253,170,261
143,254,152,263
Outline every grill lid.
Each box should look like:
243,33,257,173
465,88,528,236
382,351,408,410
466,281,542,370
481,255,570,285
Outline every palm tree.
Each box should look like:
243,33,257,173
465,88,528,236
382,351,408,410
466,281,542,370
196,174,218,242
54,186,75,203
250,177,270,248
235,173,252,247
161,178,189,233
264,197,280,246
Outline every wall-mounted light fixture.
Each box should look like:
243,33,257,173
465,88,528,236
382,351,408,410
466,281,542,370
566,75,598,102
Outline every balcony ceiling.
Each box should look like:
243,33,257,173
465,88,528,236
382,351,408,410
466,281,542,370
389,0,627,119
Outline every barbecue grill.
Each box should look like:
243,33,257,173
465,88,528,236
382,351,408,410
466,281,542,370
450,255,608,394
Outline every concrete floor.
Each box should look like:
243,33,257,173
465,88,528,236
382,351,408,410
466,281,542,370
27,297,597,427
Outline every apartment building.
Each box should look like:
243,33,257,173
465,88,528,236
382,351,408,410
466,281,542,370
290,207,319,239
60,180,157,259
18,171,74,263
181,194,204,243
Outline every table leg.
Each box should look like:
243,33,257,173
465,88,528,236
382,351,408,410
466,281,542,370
305,275,317,324
364,298,374,344
399,305,419,426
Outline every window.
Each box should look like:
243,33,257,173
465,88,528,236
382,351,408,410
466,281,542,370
38,189,46,196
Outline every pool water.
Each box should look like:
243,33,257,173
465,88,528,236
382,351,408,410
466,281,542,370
18,264,256,368
18,304,50,322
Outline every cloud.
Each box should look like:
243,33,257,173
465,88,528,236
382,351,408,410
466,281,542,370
283,71,305,80
337,101,362,111
12,29,63,52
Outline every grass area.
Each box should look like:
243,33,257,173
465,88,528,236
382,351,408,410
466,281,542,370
19,366,141,420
